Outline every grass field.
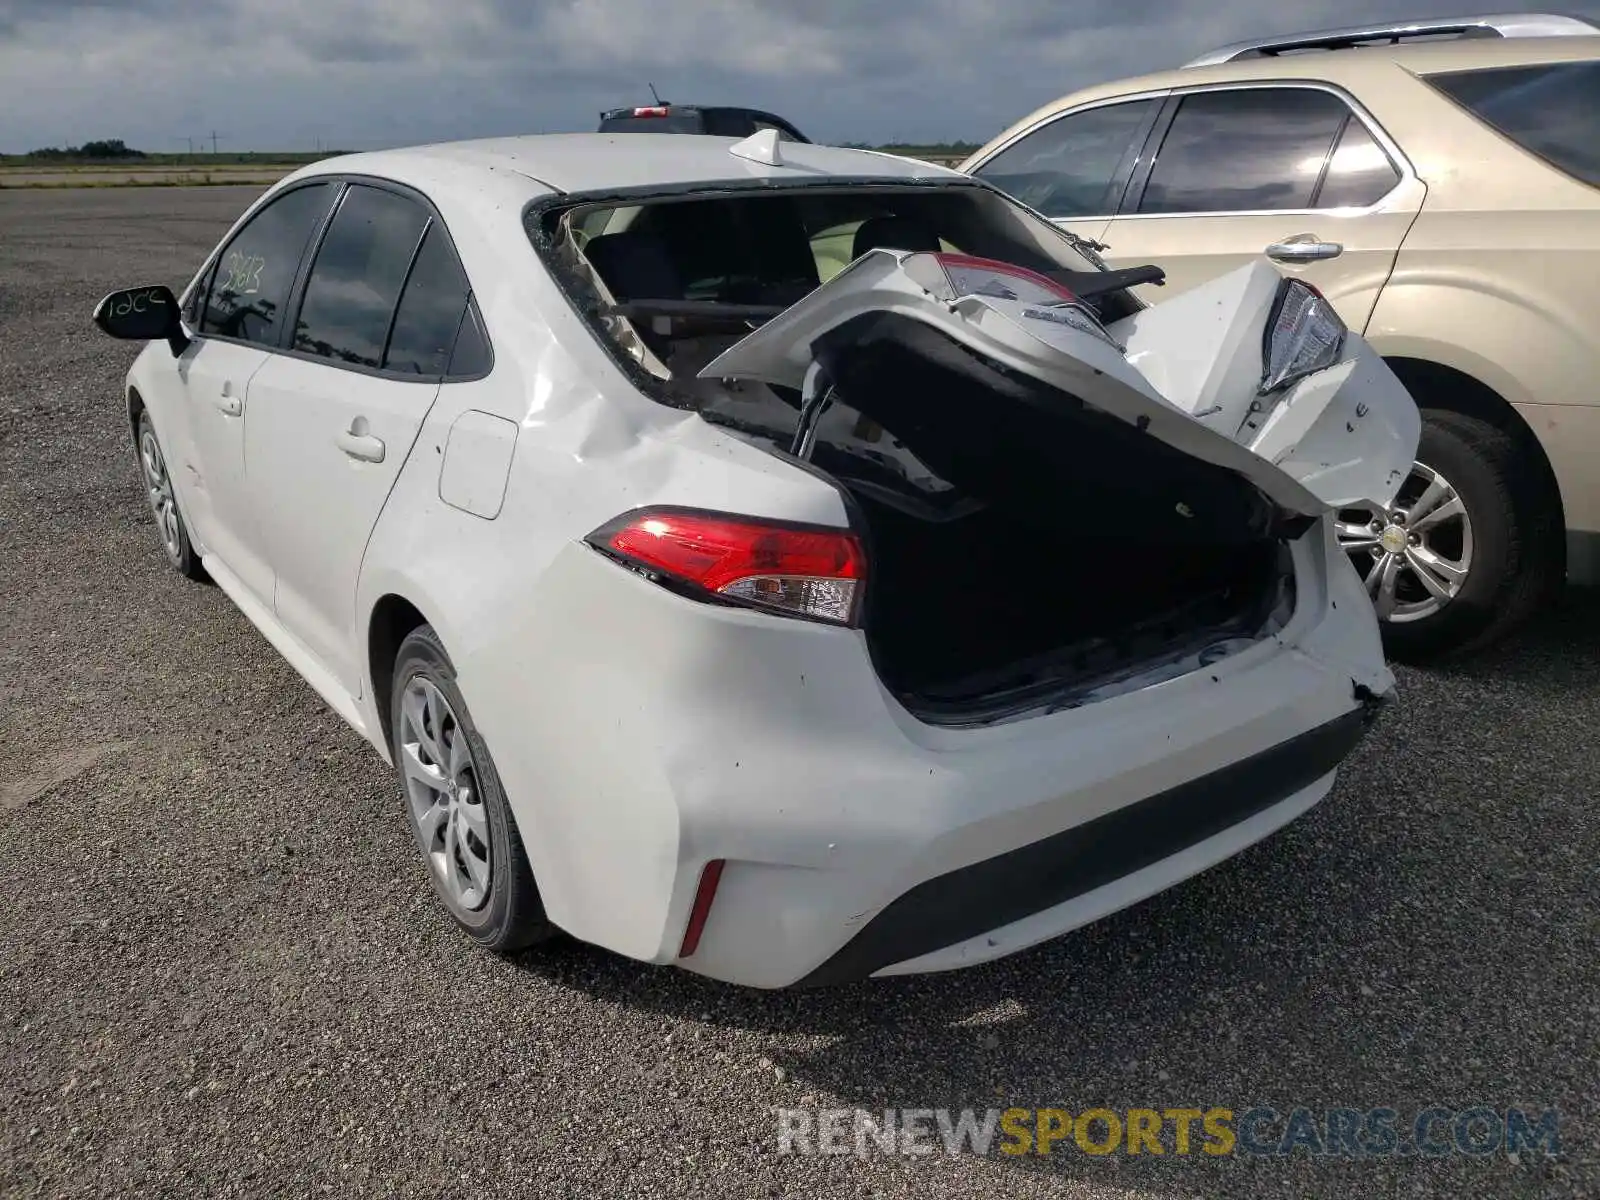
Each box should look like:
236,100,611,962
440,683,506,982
0,166,306,189
0,146,969,188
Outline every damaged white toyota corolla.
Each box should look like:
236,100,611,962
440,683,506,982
94,132,1418,988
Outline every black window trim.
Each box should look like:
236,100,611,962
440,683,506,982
185,172,494,385
1116,80,1412,219
965,91,1170,223
377,216,438,368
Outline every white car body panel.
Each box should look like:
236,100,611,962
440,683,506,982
169,338,276,600
244,355,442,698
462,520,1388,986
116,134,1412,988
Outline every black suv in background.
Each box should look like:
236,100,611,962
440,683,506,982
598,104,810,142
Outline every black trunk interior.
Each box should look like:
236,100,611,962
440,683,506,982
806,314,1296,716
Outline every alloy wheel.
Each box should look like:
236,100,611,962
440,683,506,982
139,428,183,562
398,676,493,913
1336,461,1474,624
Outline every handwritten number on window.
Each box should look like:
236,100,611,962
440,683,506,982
221,251,267,296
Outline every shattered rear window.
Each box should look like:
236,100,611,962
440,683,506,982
527,180,1138,400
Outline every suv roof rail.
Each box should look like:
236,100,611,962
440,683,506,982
1182,12,1600,67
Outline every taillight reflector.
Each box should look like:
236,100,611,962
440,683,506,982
679,859,725,958
930,252,1079,305
633,106,671,117
587,508,866,626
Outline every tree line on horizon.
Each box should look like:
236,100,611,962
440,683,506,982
11,137,983,165
23,139,146,161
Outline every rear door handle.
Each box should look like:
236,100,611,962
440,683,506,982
1266,234,1344,263
336,418,386,464
214,380,242,416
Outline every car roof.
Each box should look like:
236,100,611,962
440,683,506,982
992,33,1600,138
289,132,957,202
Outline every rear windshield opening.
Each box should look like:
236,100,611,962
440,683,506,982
531,182,1138,401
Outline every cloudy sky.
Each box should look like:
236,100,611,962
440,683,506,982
3,1,1599,152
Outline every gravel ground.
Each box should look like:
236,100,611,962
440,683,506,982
2,187,1596,1200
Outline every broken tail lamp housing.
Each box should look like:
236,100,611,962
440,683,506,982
586,508,866,626
1261,278,1347,395
908,252,1079,307
905,252,1122,347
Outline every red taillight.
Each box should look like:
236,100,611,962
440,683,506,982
633,106,671,117
930,252,1079,305
679,859,725,958
586,507,867,626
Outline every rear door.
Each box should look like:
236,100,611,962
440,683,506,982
243,182,483,698
966,95,1167,249
1095,85,1425,331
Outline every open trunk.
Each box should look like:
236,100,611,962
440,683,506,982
534,182,1419,723
795,314,1296,721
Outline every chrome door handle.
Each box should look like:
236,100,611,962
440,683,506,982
214,380,242,416
336,419,386,464
1266,234,1344,263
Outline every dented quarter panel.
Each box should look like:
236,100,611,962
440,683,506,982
350,170,848,945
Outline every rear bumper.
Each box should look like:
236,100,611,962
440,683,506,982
460,521,1394,989
796,698,1382,986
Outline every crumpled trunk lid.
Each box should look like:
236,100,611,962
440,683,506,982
698,250,1420,519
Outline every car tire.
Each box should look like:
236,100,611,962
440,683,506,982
1346,410,1562,663
134,409,207,581
389,624,555,953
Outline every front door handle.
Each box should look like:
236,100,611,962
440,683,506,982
214,380,242,416
336,417,386,464
1266,234,1344,263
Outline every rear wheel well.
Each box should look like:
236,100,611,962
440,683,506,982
1382,356,1565,532
369,595,429,749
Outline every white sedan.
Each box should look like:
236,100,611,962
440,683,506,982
93,131,1417,989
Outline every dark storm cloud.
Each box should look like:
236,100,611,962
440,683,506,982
5,0,1600,152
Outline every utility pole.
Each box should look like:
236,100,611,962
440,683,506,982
210,130,219,155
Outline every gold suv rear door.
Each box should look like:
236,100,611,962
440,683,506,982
1093,83,1425,333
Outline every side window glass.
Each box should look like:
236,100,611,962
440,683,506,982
700,111,741,137
1316,118,1402,208
200,182,334,345
294,184,429,369
384,224,474,376
1428,62,1600,188
446,302,492,378
972,99,1158,219
1138,89,1349,214
755,121,799,143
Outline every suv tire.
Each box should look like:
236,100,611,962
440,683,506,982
1371,410,1562,662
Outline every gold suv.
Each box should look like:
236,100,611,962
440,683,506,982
962,14,1600,659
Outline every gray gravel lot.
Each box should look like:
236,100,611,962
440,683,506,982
2,186,1597,1199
